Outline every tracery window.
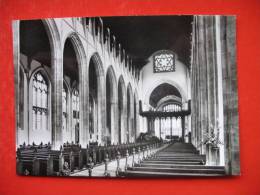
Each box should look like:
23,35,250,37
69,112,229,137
154,51,175,73
32,71,48,130
62,83,68,131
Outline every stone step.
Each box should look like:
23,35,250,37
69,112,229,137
119,143,223,177
143,160,203,165
122,170,225,177
154,156,205,160
140,163,224,170
160,150,199,153
156,153,199,155
128,166,225,174
145,158,204,163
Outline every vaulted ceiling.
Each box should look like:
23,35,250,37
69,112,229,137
102,15,193,69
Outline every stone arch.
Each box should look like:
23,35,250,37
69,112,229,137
88,52,105,77
18,19,61,147
105,65,118,144
62,32,86,73
63,78,71,93
144,79,187,106
88,52,106,144
118,75,127,144
41,19,61,60
62,32,87,146
156,95,182,111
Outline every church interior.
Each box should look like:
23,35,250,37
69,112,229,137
13,15,239,177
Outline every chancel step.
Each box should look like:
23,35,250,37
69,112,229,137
141,160,204,165
140,163,224,169
121,142,225,177
123,170,225,177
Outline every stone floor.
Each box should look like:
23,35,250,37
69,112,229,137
71,144,168,177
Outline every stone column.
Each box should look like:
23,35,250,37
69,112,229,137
51,42,63,150
122,107,127,144
111,100,119,144
98,76,106,145
135,99,140,140
79,62,89,147
13,21,20,147
220,16,240,175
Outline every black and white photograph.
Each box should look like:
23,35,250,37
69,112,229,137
13,15,239,177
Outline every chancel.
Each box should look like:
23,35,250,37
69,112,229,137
13,15,240,177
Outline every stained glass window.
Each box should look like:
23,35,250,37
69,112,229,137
32,71,48,130
154,51,175,73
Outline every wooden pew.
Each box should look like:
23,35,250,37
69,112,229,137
16,143,57,176
61,142,83,172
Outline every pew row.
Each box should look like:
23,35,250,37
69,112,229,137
16,141,163,176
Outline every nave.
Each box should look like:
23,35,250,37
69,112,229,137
14,15,239,176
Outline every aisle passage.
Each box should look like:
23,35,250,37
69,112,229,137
71,143,168,177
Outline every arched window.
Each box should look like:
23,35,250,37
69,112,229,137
72,88,80,143
62,83,68,131
32,71,48,131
